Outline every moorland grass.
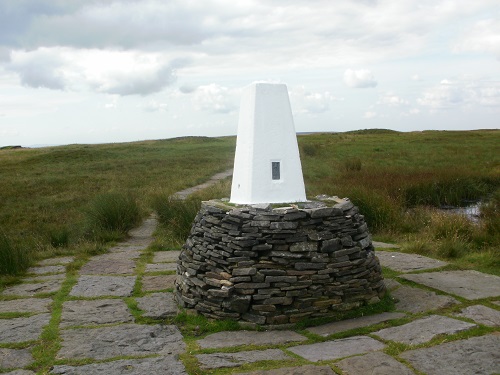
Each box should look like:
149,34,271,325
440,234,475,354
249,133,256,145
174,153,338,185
0,130,499,277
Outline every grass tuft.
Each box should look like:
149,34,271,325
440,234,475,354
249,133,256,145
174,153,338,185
0,232,32,275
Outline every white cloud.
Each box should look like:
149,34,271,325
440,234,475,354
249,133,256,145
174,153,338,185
141,100,168,112
290,86,341,115
454,18,500,59
192,84,237,114
364,111,377,119
378,93,409,107
344,69,377,88
418,79,500,110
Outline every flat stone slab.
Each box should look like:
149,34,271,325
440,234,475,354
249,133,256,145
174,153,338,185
2,280,63,296
153,251,181,263
128,216,157,238
196,349,290,369
307,312,406,337
60,299,134,328
239,365,335,375
373,241,400,249
0,347,34,369
401,334,500,375
142,275,176,291
38,257,74,266
0,298,52,314
197,330,307,349
108,244,145,253
27,265,65,275
69,275,136,297
288,336,385,362
50,355,187,375
384,278,402,291
58,323,184,360
79,257,136,275
336,351,416,375
400,270,500,299
373,315,476,345
145,263,177,272
376,251,447,272
3,371,36,375
454,304,500,327
392,285,459,313
0,313,51,343
24,274,66,282
136,293,177,319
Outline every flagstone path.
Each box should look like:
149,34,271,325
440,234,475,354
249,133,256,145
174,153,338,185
1,171,499,374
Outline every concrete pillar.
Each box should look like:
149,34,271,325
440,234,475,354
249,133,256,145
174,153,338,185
230,83,307,204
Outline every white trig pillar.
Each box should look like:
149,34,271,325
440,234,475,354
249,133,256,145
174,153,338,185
230,83,307,204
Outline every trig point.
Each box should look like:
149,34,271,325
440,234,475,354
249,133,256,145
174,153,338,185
230,83,307,204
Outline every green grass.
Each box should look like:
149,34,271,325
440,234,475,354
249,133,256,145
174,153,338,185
1,130,499,277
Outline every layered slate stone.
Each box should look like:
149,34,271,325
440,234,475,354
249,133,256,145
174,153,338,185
392,285,458,313
0,298,52,314
60,299,134,328
307,312,406,337
2,280,63,296
373,315,476,345
57,324,184,360
400,334,500,375
288,336,385,362
239,365,335,375
69,275,135,297
376,251,447,272
401,270,500,299
336,351,416,375
195,349,290,369
0,348,34,369
0,314,51,343
197,330,307,349
50,356,187,375
454,304,500,327
176,197,385,325
135,293,178,319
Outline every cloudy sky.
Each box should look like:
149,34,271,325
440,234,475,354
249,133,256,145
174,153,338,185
0,0,499,147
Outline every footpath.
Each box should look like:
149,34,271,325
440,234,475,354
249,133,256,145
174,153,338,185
1,171,499,374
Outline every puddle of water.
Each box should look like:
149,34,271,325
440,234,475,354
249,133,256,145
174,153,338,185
439,202,481,223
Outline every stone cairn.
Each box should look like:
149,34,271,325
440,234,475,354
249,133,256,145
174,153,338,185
175,196,386,326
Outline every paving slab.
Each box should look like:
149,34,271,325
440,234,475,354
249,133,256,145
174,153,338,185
60,299,134,328
373,315,476,345
288,336,385,362
336,351,416,375
57,323,184,360
195,349,290,369
145,263,177,272
392,285,459,313
79,256,136,275
38,257,74,266
50,355,187,375
373,241,400,249
307,312,406,337
3,370,36,375
128,216,157,238
197,330,307,349
69,275,135,297
153,251,181,263
400,334,500,375
0,347,33,369
135,292,178,319
0,313,51,343
2,280,63,296
454,304,500,327
142,275,176,291
492,300,500,306
239,365,335,375
384,278,402,291
27,265,66,275
376,251,447,272
0,298,52,314
24,273,66,282
400,270,500,299
108,244,146,253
